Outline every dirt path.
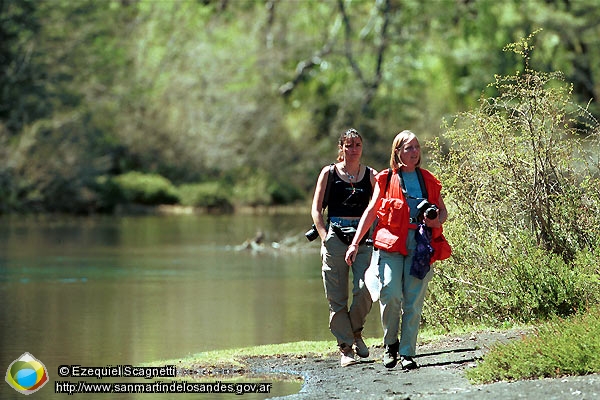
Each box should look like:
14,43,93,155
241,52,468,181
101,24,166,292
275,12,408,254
245,330,600,399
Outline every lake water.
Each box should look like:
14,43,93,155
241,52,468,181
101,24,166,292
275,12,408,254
0,214,382,399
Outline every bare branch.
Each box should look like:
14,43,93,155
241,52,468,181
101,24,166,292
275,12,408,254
363,0,391,111
279,0,393,108
337,0,366,86
278,43,334,97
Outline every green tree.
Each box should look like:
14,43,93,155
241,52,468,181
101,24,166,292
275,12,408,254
426,32,600,327
1,0,137,212
0,0,44,134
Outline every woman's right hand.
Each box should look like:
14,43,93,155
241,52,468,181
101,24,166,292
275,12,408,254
318,226,328,242
345,244,359,266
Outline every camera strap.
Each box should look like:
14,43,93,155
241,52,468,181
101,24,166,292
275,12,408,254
416,168,428,199
321,163,335,210
385,167,428,200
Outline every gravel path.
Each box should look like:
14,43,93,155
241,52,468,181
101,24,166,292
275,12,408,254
245,330,600,399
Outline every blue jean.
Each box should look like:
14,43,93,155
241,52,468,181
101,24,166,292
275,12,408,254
321,226,373,347
377,235,433,356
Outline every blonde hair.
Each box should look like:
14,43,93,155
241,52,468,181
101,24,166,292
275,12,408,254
389,130,420,170
337,128,363,162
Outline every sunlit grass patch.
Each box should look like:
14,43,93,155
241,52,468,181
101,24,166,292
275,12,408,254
145,341,343,372
466,307,600,384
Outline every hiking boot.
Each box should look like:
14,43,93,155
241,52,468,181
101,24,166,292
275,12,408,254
400,355,418,370
339,343,357,367
353,332,369,358
383,340,399,368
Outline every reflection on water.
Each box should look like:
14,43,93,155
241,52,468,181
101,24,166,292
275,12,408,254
0,214,382,399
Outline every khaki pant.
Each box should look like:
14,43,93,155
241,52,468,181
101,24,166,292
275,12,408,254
321,227,373,347
378,244,433,357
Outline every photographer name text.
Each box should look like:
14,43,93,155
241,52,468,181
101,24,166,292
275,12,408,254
58,364,176,380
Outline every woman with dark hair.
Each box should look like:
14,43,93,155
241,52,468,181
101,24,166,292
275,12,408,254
345,130,450,370
311,128,377,367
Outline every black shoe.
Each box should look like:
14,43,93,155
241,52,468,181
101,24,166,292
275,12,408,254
353,333,369,358
383,340,399,368
400,355,418,370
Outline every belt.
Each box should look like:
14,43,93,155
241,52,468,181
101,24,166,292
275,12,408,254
329,217,360,228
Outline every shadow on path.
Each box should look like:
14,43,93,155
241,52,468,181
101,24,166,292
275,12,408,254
417,346,481,367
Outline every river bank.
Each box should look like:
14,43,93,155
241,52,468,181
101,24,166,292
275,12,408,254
173,329,600,399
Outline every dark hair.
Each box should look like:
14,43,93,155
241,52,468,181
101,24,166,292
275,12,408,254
337,128,363,162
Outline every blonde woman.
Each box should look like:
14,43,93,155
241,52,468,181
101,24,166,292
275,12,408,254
345,130,450,369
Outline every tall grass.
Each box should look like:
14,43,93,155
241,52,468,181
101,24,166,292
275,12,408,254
466,306,600,383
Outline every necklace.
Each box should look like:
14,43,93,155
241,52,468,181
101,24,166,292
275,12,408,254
342,164,360,194
342,164,360,181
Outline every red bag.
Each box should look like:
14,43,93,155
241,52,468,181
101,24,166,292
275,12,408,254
373,225,407,254
373,226,399,250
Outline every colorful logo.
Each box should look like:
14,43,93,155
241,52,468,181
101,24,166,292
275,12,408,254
5,353,49,395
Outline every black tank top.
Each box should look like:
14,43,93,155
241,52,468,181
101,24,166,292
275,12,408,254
327,167,373,217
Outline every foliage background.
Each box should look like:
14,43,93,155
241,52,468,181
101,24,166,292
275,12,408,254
2,0,600,330
2,0,600,212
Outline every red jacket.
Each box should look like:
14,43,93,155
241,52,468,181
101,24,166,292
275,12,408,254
372,168,451,263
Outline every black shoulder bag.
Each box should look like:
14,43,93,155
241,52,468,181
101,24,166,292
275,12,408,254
305,164,335,241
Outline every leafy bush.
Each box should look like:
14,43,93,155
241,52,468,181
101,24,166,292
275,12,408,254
2,115,119,214
232,174,272,207
111,172,178,205
92,175,123,212
267,181,304,205
425,32,600,328
228,169,306,207
177,182,233,211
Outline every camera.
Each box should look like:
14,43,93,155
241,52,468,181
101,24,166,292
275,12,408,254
416,199,438,221
305,224,319,241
